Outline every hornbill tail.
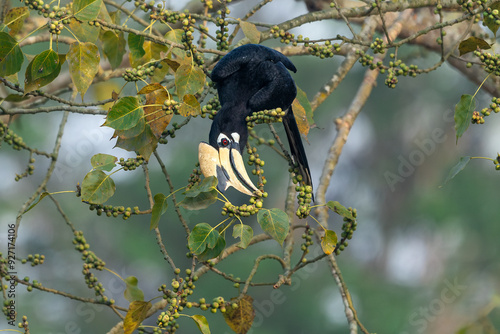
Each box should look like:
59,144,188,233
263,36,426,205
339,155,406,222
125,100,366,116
282,107,313,194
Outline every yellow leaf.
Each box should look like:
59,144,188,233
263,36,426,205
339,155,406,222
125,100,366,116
67,42,100,99
129,40,167,67
239,20,261,44
291,98,309,137
178,94,200,117
223,295,255,334
123,300,152,334
321,230,338,255
144,86,172,138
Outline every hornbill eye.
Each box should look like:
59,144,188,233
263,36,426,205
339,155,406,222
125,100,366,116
221,138,229,147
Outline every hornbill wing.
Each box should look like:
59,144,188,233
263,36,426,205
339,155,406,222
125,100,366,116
247,60,313,192
211,44,296,83
247,61,297,112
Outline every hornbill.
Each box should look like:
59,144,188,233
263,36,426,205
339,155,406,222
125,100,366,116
198,44,312,196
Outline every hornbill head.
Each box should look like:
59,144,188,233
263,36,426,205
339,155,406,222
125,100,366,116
199,44,302,196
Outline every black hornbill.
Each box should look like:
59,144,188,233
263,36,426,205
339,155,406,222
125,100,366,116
198,44,312,196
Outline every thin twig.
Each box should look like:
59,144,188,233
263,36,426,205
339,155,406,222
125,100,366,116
143,163,179,274
153,150,190,235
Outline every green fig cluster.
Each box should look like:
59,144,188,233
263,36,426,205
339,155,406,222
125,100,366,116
483,6,500,24
18,315,29,331
118,156,145,171
47,20,65,34
295,184,313,219
73,231,105,270
1,120,27,151
215,9,230,51
472,111,485,124
270,26,298,45
246,108,286,129
221,201,260,217
162,98,180,116
156,270,198,332
370,37,386,54
123,63,161,82
20,253,45,267
300,228,315,253
186,164,202,190
457,0,483,13
335,209,357,255
474,50,500,76
201,97,220,119
181,16,205,66
73,231,110,302
356,50,419,88
15,158,35,181
493,153,500,170
23,0,72,20
88,204,136,220
476,97,500,125
308,42,340,59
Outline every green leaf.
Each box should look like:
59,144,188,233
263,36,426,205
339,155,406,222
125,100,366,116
25,192,50,213
113,117,145,139
0,32,23,77
178,94,201,117
67,42,100,99
98,1,113,24
81,169,116,204
326,201,354,220
4,7,29,36
321,230,338,255
458,36,491,56
175,64,205,99
2,94,29,102
104,96,143,130
128,33,146,60
190,315,211,334
68,18,99,43
150,193,168,230
257,208,289,246
164,29,185,58
25,54,64,94
73,0,103,21
197,234,225,261
239,20,261,44
441,156,471,187
90,153,117,171
188,223,219,255
101,30,126,69
123,300,152,334
31,49,60,81
232,224,253,249
124,276,144,302
184,176,218,197
454,94,475,142
114,124,158,161
484,2,500,36
179,176,218,210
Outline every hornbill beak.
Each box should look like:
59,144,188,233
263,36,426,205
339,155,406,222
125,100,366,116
198,142,259,196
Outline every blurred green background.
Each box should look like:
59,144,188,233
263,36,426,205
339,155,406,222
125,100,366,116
1,0,500,333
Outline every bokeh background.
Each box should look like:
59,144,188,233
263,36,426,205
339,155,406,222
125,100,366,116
1,0,500,333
